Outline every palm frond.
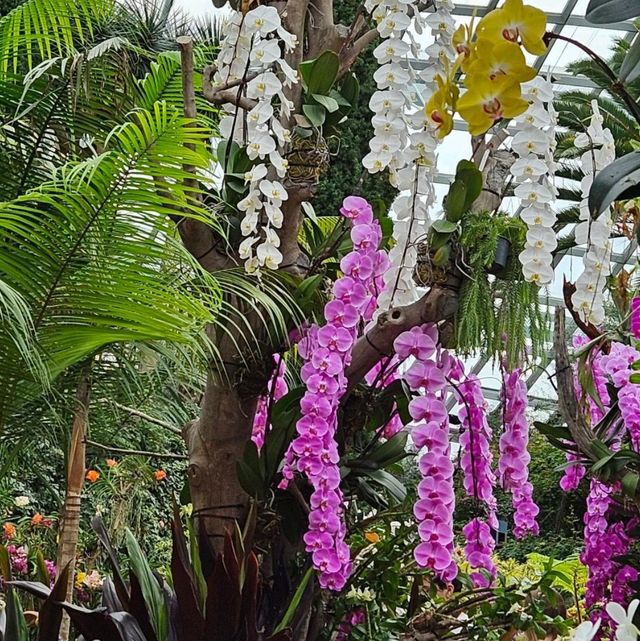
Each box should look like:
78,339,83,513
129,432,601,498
0,102,220,412
0,0,114,72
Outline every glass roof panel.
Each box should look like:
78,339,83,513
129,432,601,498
182,0,640,408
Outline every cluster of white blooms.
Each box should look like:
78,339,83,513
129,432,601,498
514,77,558,286
366,0,457,309
215,6,298,272
571,101,616,326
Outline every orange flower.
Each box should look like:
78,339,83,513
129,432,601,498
31,513,44,526
364,531,380,544
106,459,117,468
154,470,167,482
3,522,16,539
85,470,100,483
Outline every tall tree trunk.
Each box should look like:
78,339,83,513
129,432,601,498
183,371,260,548
57,364,91,641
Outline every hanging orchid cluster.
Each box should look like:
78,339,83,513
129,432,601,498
364,0,456,310
251,355,288,450
283,196,386,590
395,325,458,581
514,77,559,286
499,369,539,538
454,373,498,585
214,5,298,272
571,101,616,326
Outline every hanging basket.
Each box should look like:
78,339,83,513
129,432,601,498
487,236,511,276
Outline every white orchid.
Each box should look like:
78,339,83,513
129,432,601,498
571,106,615,323
247,132,277,160
245,5,281,36
570,619,601,641
256,239,283,270
250,39,282,64
373,38,410,63
238,236,258,260
606,599,640,641
520,204,556,227
511,155,550,180
246,72,282,100
243,163,268,184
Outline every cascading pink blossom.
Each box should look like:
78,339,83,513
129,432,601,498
601,342,640,449
499,368,539,538
397,325,458,582
573,339,639,628
456,374,497,521
463,518,496,587
251,355,288,450
454,370,498,586
283,196,386,591
631,297,640,340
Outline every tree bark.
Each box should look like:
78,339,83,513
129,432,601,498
57,364,91,641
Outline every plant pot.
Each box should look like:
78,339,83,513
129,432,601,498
487,236,511,275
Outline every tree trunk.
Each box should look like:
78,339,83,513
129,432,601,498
183,375,260,548
57,364,91,641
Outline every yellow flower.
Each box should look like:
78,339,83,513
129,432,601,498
364,531,380,544
75,571,87,588
457,76,528,135
465,41,536,86
425,73,457,139
476,0,547,56
453,24,474,71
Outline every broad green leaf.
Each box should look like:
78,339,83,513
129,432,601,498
586,0,640,23
588,151,640,216
125,529,168,641
620,31,640,82
621,471,640,497
444,180,467,222
339,72,360,107
299,50,340,95
431,219,458,234
311,94,340,113
302,104,326,128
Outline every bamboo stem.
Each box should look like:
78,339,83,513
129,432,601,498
57,364,92,641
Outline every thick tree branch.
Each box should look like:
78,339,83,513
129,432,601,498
201,64,258,111
345,282,460,388
553,307,597,460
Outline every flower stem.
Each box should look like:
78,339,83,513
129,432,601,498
543,31,640,125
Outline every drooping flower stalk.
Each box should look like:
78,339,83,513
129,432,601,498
514,76,558,286
284,196,386,590
366,0,456,310
453,370,498,586
631,297,640,340
462,517,496,588
396,326,457,582
214,6,298,272
499,368,539,538
571,101,616,325
251,354,288,450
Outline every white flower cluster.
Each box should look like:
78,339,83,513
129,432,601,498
514,77,558,286
366,0,457,309
215,6,298,272
571,101,616,326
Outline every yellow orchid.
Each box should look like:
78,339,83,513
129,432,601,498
453,23,475,72
457,75,528,135
425,74,457,139
465,40,537,86
476,0,547,56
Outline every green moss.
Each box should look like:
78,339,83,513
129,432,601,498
454,211,548,368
